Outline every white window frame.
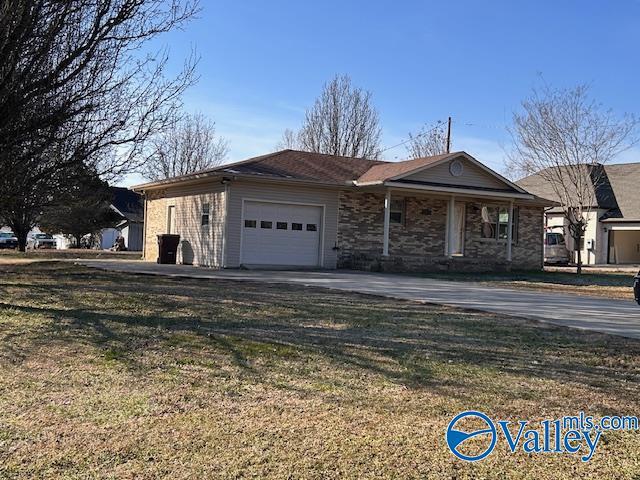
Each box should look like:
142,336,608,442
390,198,405,225
167,205,176,234
201,202,210,227
480,204,518,243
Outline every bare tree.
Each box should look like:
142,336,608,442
406,121,448,158
141,113,229,180
275,128,300,150
292,75,382,159
0,0,198,250
509,84,638,274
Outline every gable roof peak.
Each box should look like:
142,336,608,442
355,151,467,184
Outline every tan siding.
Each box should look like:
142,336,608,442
226,181,340,268
404,158,510,190
143,183,226,267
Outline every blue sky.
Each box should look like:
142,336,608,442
122,0,640,186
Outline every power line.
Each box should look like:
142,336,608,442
461,121,507,131
380,118,507,157
379,120,447,154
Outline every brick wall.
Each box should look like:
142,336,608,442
144,192,167,262
463,203,544,270
337,191,544,272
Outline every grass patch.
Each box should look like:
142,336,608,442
0,249,142,262
0,261,639,478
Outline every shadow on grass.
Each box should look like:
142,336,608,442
1,262,639,405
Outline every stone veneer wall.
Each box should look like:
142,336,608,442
337,191,544,272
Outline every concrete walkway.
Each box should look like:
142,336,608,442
78,260,640,340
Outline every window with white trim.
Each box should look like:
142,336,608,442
390,199,405,224
481,205,518,241
201,203,210,227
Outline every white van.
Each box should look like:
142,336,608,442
544,230,570,265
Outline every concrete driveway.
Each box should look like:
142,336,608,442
78,260,640,340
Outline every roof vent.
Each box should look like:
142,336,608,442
449,159,464,177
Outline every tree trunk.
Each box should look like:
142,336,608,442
16,233,28,252
74,234,83,249
574,233,583,275
7,220,30,253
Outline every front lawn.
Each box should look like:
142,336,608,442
0,249,142,262
411,270,636,300
0,262,639,478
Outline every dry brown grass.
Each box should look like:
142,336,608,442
0,262,639,479
0,249,142,261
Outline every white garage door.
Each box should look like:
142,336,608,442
241,201,323,266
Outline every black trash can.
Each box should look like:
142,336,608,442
634,271,640,305
157,234,180,264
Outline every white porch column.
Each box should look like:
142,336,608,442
445,196,455,257
383,190,391,256
507,200,514,262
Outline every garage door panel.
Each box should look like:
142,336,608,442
242,201,322,266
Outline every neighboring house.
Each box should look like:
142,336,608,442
131,150,552,272
100,187,144,251
518,162,640,265
48,187,144,251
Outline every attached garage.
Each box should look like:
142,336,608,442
240,200,323,267
608,228,640,264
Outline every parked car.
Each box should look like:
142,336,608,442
544,229,570,265
634,271,640,305
0,232,18,249
27,233,57,250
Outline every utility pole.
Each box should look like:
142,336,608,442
446,116,452,153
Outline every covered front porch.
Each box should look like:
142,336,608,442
337,185,545,272
382,188,516,262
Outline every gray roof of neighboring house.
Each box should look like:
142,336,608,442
110,187,144,223
516,162,640,221
600,163,640,221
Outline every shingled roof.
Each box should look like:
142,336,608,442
133,149,538,201
110,187,144,223
167,150,386,185
600,163,640,221
356,152,457,183
517,162,640,221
